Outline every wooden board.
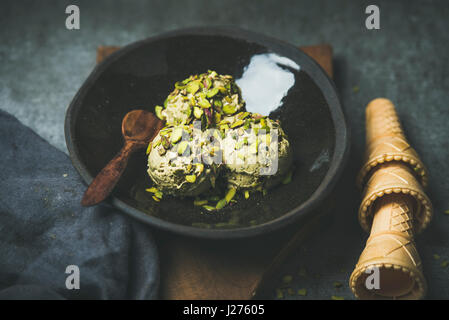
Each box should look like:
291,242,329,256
96,43,334,299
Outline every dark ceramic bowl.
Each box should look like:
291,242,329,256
65,27,349,239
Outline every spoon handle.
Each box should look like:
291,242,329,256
81,141,140,207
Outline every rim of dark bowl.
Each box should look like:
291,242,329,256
65,26,350,239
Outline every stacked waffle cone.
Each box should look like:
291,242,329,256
349,98,433,300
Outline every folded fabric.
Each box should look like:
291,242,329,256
0,110,159,299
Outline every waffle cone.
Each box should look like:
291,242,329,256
357,98,427,188
350,194,426,299
359,163,432,234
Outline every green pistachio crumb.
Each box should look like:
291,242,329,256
297,288,307,296
216,198,227,210
276,289,284,299
194,199,208,206
282,275,293,284
225,188,236,203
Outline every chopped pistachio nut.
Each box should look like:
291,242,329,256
433,254,441,260
230,119,244,128
193,106,203,119
186,81,200,94
244,190,250,199
146,143,152,155
177,141,189,155
194,199,208,206
441,260,449,268
170,127,183,143
444,210,449,215
206,87,219,98
331,295,345,300
155,106,164,120
152,195,160,202
216,198,227,210
145,187,158,193
297,288,307,296
202,205,216,211
225,188,236,203
185,175,197,183
222,104,236,115
154,190,163,199
282,275,293,284
195,163,204,174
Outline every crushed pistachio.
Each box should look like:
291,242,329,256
145,187,158,193
441,260,449,268
297,288,307,296
177,141,189,155
171,127,183,143
201,205,215,212
433,254,441,260
282,275,293,284
146,142,152,155
225,188,236,203
186,81,200,94
194,199,208,206
185,175,196,183
223,104,236,115
216,198,227,210
331,295,344,300
155,105,164,120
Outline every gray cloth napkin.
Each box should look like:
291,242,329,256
0,110,159,299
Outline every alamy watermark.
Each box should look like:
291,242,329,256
65,5,80,30
365,5,380,30
65,265,80,290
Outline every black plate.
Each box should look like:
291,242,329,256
65,27,349,239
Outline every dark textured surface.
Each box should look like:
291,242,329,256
0,110,159,299
0,0,448,299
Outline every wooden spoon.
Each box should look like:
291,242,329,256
81,110,164,207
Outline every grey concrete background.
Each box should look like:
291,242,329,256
1,0,448,299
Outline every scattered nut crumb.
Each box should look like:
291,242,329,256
282,275,293,284
297,288,307,296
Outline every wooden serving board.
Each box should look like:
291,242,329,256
97,43,334,299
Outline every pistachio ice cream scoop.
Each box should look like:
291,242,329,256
155,70,246,127
221,113,293,191
147,124,220,197
147,71,294,210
